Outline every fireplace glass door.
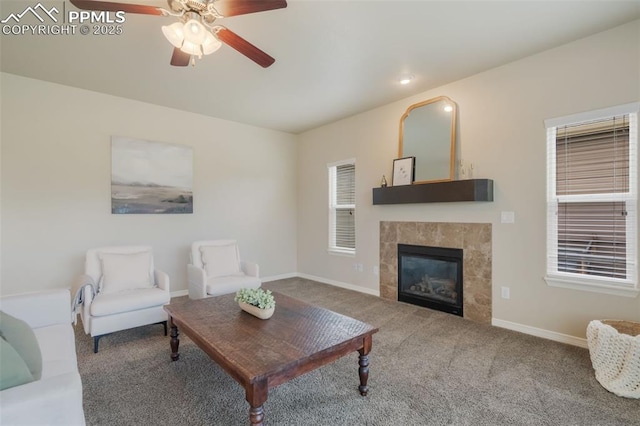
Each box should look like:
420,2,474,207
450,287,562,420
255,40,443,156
398,244,463,316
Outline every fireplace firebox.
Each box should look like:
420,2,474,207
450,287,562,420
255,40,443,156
397,244,463,316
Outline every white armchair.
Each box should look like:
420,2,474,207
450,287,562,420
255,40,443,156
187,240,261,299
75,246,170,353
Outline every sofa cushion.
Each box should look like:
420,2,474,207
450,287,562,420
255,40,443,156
0,311,42,380
33,324,78,379
99,251,153,295
200,244,242,278
0,338,34,390
90,287,170,317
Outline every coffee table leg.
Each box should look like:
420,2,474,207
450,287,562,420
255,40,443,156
358,335,373,396
246,378,268,426
169,317,180,361
249,406,264,426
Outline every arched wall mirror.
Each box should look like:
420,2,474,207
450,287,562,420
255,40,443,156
399,96,457,184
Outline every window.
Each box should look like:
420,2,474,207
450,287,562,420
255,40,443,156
545,103,638,297
328,159,355,255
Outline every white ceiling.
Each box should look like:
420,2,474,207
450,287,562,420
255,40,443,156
1,0,639,134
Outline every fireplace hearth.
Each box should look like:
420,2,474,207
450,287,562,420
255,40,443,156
398,244,463,316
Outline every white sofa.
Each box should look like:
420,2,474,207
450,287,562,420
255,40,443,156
0,289,86,425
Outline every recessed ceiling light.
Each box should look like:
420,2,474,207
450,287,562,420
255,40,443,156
399,74,414,85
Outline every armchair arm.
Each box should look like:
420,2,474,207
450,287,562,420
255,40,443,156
0,289,71,329
71,274,95,324
155,270,170,292
187,264,207,299
240,260,259,278
81,286,93,335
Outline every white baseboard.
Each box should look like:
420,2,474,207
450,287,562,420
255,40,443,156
296,273,380,297
262,272,298,282
171,273,298,298
492,318,588,348
261,271,380,297
170,289,188,298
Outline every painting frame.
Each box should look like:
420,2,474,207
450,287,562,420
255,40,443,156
392,156,415,186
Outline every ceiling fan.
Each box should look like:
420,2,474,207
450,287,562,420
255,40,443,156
69,0,287,67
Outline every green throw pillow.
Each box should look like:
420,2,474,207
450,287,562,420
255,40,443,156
0,337,35,390
0,311,42,380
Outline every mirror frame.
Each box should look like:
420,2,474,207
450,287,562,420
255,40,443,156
398,96,457,184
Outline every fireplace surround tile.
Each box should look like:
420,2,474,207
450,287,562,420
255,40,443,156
380,221,492,324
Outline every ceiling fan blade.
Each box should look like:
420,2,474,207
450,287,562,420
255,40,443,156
69,0,163,15
170,48,191,67
213,0,287,17
216,27,275,68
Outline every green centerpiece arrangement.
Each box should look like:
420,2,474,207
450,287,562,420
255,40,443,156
234,288,276,319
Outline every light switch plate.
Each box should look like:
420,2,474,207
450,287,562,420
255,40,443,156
501,287,510,299
501,211,515,224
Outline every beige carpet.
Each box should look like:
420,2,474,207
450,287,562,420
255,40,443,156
74,278,640,425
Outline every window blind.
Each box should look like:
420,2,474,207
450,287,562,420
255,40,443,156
547,110,637,289
329,161,356,252
335,163,355,249
556,117,629,196
557,201,628,278
336,164,356,205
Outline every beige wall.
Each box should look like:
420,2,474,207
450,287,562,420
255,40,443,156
1,73,298,295
1,21,638,341
297,20,640,339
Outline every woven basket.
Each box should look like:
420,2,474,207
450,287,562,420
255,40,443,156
586,319,640,398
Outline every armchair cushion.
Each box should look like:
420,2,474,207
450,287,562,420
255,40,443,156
99,251,153,295
0,311,42,380
205,275,261,297
0,338,35,390
90,288,170,317
200,243,243,278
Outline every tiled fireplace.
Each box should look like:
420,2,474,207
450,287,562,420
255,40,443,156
380,221,492,324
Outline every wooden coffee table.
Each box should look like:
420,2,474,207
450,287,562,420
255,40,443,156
164,291,379,425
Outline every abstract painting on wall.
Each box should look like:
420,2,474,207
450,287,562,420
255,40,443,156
111,136,193,214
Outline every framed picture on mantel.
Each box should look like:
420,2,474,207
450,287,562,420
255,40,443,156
392,156,415,186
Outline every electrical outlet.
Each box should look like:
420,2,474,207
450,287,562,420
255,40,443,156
373,265,379,275
501,287,510,299
357,263,363,273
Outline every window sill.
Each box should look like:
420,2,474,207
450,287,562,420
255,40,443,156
544,275,639,298
327,248,356,257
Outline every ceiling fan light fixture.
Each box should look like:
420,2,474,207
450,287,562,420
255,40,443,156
183,18,207,45
162,22,184,48
202,31,222,55
164,18,218,60
180,39,204,57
